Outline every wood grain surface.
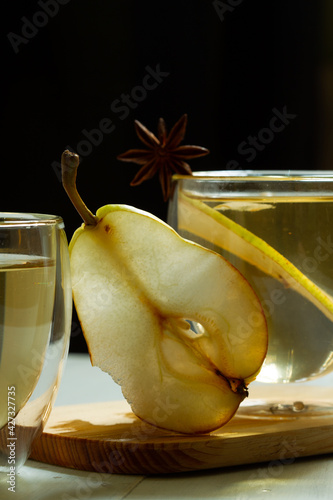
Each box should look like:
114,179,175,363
29,399,333,474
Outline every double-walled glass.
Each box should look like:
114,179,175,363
168,171,333,415
0,213,72,473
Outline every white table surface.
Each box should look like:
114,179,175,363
1,353,333,500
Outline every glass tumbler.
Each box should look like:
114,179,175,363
168,171,333,416
0,213,72,475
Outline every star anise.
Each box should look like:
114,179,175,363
117,114,209,201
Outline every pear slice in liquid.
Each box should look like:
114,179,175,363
177,192,333,322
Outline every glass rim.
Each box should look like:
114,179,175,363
0,212,64,227
172,170,333,181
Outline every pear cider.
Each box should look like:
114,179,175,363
0,254,56,430
207,198,333,383
169,172,333,385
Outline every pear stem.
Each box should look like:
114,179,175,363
61,150,97,226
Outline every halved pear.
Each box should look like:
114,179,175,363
62,151,268,434
178,192,333,322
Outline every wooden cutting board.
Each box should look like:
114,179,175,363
30,397,333,474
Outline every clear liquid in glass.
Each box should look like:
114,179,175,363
176,196,333,385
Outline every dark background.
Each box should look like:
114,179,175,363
2,0,333,352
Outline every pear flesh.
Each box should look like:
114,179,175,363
70,204,268,434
